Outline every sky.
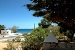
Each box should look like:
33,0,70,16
0,0,42,29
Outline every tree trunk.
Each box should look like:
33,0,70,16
70,33,74,42
70,36,73,42
0,30,1,34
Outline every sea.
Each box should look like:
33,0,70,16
17,29,33,33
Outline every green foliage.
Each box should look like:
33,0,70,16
21,27,50,49
15,36,21,42
26,0,75,41
0,25,5,30
3,42,16,50
22,33,28,37
0,25,6,33
38,18,51,28
48,25,60,36
11,25,18,33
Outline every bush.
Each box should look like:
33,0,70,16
15,36,21,42
3,42,16,50
21,27,50,50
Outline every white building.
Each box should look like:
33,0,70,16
1,30,11,35
0,29,24,41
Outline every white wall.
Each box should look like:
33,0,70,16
1,30,11,35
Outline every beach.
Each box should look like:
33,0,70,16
0,42,7,50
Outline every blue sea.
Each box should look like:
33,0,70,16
17,29,33,33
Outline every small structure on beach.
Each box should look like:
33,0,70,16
1,29,11,35
43,33,58,50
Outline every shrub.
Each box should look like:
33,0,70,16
15,36,21,42
3,42,16,50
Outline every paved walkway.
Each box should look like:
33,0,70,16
0,36,16,41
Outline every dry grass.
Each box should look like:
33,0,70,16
0,41,21,50
0,42,8,50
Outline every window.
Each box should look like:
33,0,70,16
7,32,8,33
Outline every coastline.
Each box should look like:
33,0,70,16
17,29,33,33
0,29,32,49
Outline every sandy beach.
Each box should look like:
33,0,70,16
0,42,8,50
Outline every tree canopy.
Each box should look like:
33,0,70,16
22,27,50,50
26,0,75,41
48,25,60,36
0,25,5,33
11,25,18,33
0,25,5,30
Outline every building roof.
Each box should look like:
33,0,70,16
44,33,58,43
